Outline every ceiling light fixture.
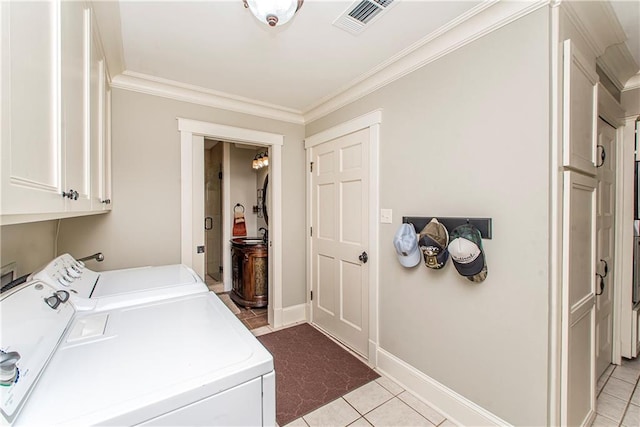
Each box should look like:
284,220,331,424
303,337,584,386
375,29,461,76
243,0,304,27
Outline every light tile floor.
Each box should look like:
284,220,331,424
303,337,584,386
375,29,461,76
282,374,453,427
593,357,640,426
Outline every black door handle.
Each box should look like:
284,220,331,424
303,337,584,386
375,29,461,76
596,145,606,167
600,259,609,277
359,251,368,264
596,273,605,296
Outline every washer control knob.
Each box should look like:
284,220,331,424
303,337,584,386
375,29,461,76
0,351,21,386
57,277,71,287
66,267,81,279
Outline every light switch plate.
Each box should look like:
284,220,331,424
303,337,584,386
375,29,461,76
380,209,392,224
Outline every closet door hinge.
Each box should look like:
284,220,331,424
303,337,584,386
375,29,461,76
310,227,312,237
310,291,313,301
310,162,313,172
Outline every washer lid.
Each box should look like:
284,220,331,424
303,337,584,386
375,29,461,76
0,281,75,424
93,264,202,297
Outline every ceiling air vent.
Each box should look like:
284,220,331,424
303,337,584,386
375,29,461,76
333,0,396,35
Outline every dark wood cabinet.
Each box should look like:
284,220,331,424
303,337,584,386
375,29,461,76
231,241,268,308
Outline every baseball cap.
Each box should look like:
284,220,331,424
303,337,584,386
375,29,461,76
418,218,449,269
393,223,421,268
447,224,487,282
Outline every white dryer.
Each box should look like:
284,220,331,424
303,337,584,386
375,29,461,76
0,280,275,426
30,254,208,311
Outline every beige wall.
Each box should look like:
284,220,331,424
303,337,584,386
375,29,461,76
229,144,262,237
307,9,550,426
0,220,57,277
58,89,307,306
622,87,640,116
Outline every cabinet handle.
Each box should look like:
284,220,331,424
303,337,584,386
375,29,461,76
596,145,606,168
62,189,79,200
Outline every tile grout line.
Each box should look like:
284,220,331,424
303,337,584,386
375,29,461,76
616,374,640,427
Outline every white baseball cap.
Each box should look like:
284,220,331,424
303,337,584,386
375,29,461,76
393,223,421,268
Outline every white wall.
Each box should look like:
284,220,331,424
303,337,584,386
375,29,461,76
58,89,307,307
0,220,57,277
306,9,550,426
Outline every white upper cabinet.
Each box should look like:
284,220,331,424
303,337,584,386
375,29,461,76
0,0,111,223
562,39,599,176
1,1,65,215
61,2,91,212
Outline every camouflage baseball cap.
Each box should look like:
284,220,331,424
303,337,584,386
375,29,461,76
418,218,449,269
447,224,487,282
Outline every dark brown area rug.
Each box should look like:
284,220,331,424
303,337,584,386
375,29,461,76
257,323,379,426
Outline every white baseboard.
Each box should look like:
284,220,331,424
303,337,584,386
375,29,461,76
279,303,307,327
376,348,511,427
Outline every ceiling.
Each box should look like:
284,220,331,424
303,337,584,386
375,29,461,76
111,0,639,115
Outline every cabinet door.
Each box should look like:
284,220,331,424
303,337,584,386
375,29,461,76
562,170,597,426
89,17,110,211
61,1,91,211
562,39,598,176
1,1,65,215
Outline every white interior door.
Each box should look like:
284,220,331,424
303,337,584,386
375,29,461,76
595,118,616,378
311,128,370,357
562,170,597,426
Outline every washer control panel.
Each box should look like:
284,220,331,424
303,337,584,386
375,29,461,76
30,254,100,309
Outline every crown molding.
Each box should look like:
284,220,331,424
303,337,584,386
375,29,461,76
624,73,640,92
598,43,640,92
302,0,548,123
562,0,627,60
562,0,639,91
110,71,305,125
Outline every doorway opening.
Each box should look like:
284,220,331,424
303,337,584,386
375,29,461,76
177,118,284,329
203,140,271,330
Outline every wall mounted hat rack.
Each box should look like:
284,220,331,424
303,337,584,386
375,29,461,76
402,217,493,239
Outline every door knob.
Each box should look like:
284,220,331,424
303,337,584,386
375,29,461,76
359,251,368,264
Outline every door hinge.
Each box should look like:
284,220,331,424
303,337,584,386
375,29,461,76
310,227,313,237
219,266,223,273
310,291,313,301
310,162,314,172
218,171,223,180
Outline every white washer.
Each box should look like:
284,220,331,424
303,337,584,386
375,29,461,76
0,280,275,426
30,254,208,311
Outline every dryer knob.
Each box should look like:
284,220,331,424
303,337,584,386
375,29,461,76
57,277,71,287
